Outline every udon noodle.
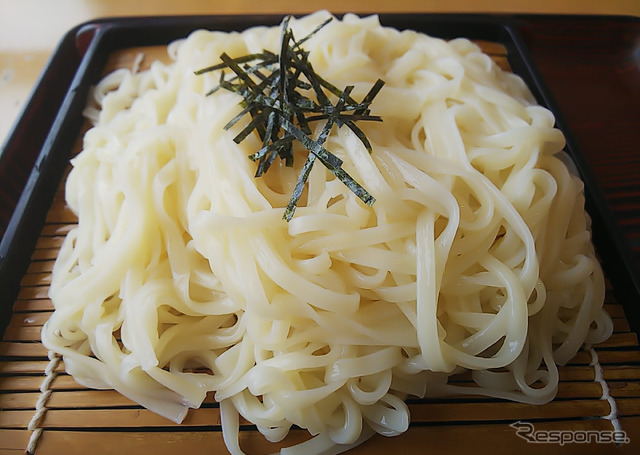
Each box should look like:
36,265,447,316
42,11,612,454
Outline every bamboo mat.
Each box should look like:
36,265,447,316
2,41,640,454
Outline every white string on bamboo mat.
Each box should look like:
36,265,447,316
26,350,61,455
589,347,623,434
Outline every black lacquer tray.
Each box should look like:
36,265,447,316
0,14,639,454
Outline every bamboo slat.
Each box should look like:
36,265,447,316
0,375,84,392
1,397,636,430
11,299,54,313
20,273,52,287
3,326,45,341
0,342,49,358
1,41,639,455
0,430,31,453
26,261,56,274
25,420,640,455
0,361,65,375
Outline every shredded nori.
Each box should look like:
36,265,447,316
195,15,384,220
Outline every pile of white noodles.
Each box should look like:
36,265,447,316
42,11,613,454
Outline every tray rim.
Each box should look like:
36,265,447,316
1,12,639,335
